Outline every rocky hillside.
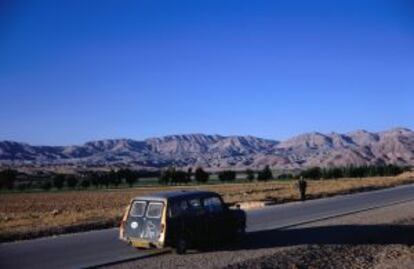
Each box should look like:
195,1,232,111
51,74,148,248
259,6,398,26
0,128,413,170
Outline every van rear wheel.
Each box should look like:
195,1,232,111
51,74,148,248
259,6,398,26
174,237,187,255
234,226,246,242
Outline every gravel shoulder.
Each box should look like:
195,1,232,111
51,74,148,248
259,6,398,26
105,200,414,269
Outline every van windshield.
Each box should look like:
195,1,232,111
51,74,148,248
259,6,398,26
130,201,146,217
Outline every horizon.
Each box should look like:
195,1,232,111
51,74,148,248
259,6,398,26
1,126,412,147
1,0,414,145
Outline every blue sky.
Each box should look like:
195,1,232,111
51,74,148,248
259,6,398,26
1,0,413,145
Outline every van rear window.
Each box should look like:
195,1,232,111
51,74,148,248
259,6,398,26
130,201,146,217
146,202,164,219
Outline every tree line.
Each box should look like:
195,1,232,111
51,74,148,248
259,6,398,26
0,169,158,191
158,165,274,185
299,164,408,180
0,164,409,191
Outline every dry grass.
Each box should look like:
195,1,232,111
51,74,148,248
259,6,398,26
1,173,414,242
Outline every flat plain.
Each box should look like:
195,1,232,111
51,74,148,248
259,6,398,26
1,173,414,242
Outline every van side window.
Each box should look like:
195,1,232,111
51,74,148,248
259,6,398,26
189,198,202,209
189,199,205,215
203,197,223,213
169,200,189,218
180,200,188,211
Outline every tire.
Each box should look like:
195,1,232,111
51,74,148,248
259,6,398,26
174,237,187,255
234,226,246,242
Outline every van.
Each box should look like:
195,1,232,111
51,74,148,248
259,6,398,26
120,190,246,254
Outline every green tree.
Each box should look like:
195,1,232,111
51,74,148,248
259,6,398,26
53,174,66,190
109,170,122,187
332,168,343,179
89,172,101,188
160,167,191,185
257,165,273,181
159,168,172,185
41,181,52,191
124,170,138,187
66,175,78,189
80,179,91,189
0,169,17,190
246,169,255,181
17,183,27,192
175,170,190,184
300,167,322,180
218,170,236,182
195,167,209,183
187,167,193,183
101,173,110,188
169,167,178,185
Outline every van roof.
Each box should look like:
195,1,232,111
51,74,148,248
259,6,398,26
133,190,219,202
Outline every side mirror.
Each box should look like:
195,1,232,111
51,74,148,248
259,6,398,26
236,204,241,209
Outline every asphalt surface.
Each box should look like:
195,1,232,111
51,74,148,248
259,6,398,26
247,183,414,232
1,184,414,269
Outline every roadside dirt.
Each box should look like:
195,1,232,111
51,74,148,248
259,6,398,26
106,200,414,269
225,244,414,269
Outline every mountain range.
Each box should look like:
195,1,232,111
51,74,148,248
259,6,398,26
0,128,413,171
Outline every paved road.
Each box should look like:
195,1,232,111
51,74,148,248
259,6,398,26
247,184,414,232
1,184,414,269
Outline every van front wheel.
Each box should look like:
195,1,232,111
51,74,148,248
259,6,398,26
174,237,187,255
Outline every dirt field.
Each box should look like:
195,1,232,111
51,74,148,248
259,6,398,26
1,173,414,242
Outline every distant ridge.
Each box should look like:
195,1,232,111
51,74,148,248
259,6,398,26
0,128,413,170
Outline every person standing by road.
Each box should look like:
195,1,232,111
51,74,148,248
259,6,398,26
296,177,308,201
